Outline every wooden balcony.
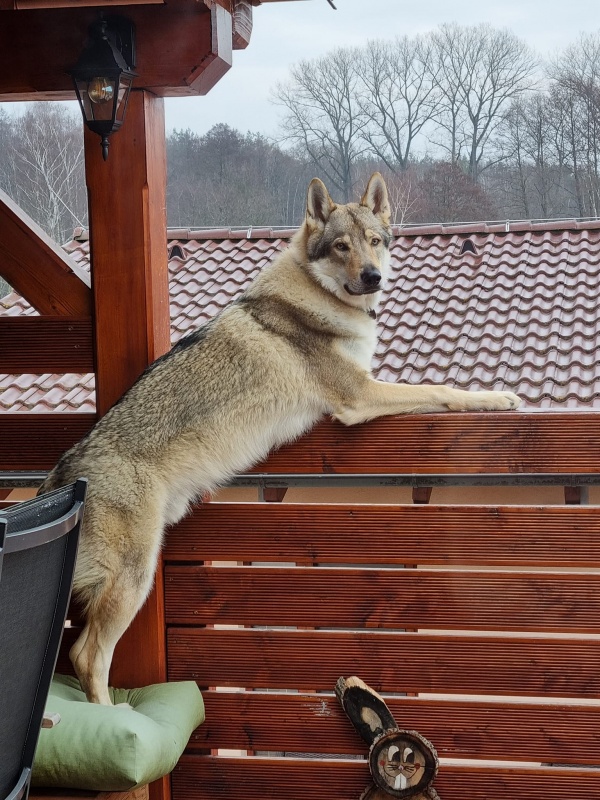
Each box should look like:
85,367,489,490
3,411,600,800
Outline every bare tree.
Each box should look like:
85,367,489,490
0,108,14,295
495,93,569,218
429,24,538,180
4,103,86,243
549,33,600,215
382,167,419,224
0,108,14,198
357,36,440,172
497,97,532,216
273,47,367,202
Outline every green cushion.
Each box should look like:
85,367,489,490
32,674,204,791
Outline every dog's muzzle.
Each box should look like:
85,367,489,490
345,267,382,296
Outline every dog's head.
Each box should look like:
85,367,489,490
302,173,392,311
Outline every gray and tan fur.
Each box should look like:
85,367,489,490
40,173,520,705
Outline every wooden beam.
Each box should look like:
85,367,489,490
84,89,171,800
0,317,93,373
0,189,91,316
188,2,232,94
0,0,225,101
232,0,252,49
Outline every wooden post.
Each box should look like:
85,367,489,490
564,486,589,505
84,89,171,800
260,487,288,502
85,90,171,415
412,487,432,505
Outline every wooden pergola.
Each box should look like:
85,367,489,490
0,3,289,799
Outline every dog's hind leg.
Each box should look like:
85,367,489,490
70,508,164,705
71,562,158,705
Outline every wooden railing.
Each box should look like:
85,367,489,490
3,412,600,799
159,414,600,800
3,409,600,475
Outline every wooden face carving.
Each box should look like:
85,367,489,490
336,676,440,800
370,732,431,797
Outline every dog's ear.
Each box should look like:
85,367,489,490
360,172,391,226
306,178,336,226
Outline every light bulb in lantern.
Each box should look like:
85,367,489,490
87,77,115,104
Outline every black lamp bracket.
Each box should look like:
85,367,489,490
97,14,136,71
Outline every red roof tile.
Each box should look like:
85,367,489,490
2,219,600,411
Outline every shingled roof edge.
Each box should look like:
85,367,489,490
69,217,600,245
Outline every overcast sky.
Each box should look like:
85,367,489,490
164,0,599,138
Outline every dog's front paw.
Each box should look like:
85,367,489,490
500,391,521,410
447,390,521,412
472,390,521,411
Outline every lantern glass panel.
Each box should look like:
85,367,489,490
115,74,134,124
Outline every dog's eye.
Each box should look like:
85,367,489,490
371,237,381,247
335,241,349,252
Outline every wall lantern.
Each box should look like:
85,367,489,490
71,16,137,161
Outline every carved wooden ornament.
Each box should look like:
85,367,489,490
335,676,441,800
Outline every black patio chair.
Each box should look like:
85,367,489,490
0,479,87,800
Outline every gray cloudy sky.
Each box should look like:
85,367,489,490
165,0,599,137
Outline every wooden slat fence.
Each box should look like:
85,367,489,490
4,411,600,799
164,463,600,800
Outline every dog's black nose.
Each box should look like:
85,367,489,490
361,267,381,288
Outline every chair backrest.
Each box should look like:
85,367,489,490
0,479,87,800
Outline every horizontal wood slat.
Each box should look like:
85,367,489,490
0,414,96,469
168,628,600,698
172,755,600,800
165,503,600,567
0,316,94,373
251,412,600,474
6,414,600,477
165,565,600,633
192,690,600,765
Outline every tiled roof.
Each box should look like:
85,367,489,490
2,219,600,411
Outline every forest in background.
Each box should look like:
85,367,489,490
1,22,600,296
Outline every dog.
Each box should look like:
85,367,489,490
39,172,520,705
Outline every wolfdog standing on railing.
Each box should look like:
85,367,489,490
40,173,520,705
